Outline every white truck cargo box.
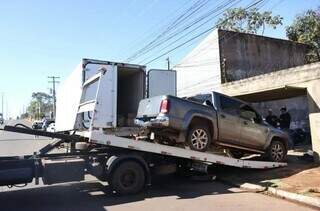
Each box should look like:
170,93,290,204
56,59,176,132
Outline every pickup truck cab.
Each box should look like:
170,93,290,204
135,91,288,162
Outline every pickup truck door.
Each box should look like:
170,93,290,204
217,95,242,145
148,69,176,97
239,105,268,149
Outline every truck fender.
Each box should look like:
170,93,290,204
263,133,274,150
263,134,288,151
105,154,151,185
179,110,218,142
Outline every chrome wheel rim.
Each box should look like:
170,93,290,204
191,129,208,150
271,143,284,161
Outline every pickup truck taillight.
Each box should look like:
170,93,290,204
160,99,169,113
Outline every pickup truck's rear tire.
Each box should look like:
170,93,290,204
187,125,212,152
110,161,145,195
266,140,287,162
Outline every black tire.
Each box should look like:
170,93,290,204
187,125,212,152
110,161,145,195
267,140,287,162
229,150,244,159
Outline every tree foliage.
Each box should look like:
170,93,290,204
216,7,283,35
286,8,320,62
27,92,53,119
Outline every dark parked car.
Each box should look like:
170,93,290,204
32,121,43,130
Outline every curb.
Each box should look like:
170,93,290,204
267,187,320,209
218,178,320,209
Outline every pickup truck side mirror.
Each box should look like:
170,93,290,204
253,115,262,124
203,100,213,107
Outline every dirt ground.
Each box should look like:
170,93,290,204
214,145,320,198
280,167,320,196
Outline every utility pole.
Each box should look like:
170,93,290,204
38,101,41,120
6,101,8,120
166,57,170,70
1,92,3,118
48,76,60,119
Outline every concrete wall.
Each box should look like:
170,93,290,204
252,96,309,130
218,30,308,83
307,81,320,114
221,62,320,97
310,113,320,162
174,30,222,97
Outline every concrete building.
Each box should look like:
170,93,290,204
175,29,320,161
175,29,308,96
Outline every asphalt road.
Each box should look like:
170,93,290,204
0,120,315,211
0,119,52,156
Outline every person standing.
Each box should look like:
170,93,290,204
279,106,291,130
265,109,278,127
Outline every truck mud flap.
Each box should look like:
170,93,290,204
0,159,35,186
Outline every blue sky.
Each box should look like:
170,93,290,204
0,0,319,118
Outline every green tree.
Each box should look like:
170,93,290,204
27,92,53,119
216,7,283,35
286,8,320,62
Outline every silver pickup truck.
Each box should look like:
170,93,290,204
135,91,288,162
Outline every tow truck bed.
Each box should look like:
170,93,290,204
87,130,287,169
0,121,286,195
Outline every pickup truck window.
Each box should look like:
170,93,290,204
187,94,212,104
240,105,261,123
219,95,241,115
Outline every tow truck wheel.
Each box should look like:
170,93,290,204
187,125,212,152
110,161,145,195
267,140,287,162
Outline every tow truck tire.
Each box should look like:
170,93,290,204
110,161,145,195
266,140,287,162
187,125,212,152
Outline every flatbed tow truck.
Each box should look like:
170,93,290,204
0,59,286,195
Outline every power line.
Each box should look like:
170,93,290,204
137,0,242,64
136,0,235,60
143,0,265,65
174,0,270,66
48,76,60,119
126,0,212,62
116,0,196,59
131,0,229,63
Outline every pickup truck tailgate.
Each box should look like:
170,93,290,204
136,96,164,118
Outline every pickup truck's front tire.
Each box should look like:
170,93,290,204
187,125,212,152
266,140,287,162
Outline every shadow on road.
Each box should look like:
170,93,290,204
0,175,245,211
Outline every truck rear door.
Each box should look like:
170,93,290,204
76,64,117,129
148,69,176,97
